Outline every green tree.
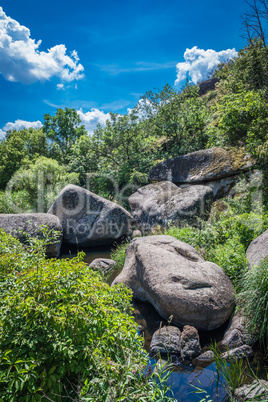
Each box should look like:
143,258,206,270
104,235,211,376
43,108,87,164
0,128,47,189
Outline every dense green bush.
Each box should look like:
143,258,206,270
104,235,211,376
240,257,268,350
0,230,174,401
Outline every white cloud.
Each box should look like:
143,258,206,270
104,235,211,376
175,46,238,85
0,129,6,140
0,119,43,138
0,7,84,84
77,108,111,135
57,83,65,90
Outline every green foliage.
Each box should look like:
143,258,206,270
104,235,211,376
6,157,79,213
110,241,129,273
240,257,268,350
0,128,47,190
43,108,87,164
0,230,174,401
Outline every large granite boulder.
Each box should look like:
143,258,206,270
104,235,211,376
112,235,235,330
129,181,213,228
0,213,62,258
246,229,268,269
149,148,253,185
48,185,133,247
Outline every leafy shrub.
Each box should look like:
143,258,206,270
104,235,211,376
0,230,174,401
240,257,268,350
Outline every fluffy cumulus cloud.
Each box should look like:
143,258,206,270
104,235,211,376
0,119,43,139
77,109,111,135
175,46,238,85
0,7,84,84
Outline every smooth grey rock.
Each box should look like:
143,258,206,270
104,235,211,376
246,229,268,269
48,184,133,247
89,258,116,274
180,325,201,361
149,148,253,184
129,181,213,228
149,326,181,358
0,213,62,258
221,345,253,362
234,380,268,401
112,235,235,330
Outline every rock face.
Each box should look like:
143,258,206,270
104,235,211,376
246,229,268,268
112,235,235,330
149,326,181,358
0,213,62,258
48,184,133,247
149,148,253,187
234,380,268,401
198,77,219,96
89,258,116,274
180,325,201,361
129,181,213,228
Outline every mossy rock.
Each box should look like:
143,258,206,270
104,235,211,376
149,147,253,184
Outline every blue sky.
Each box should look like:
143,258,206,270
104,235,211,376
0,0,247,137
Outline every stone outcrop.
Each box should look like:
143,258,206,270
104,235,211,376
112,235,235,330
246,229,268,269
129,181,213,228
148,148,253,199
198,77,219,96
48,184,133,247
149,326,181,358
180,325,201,361
0,213,62,258
149,148,252,184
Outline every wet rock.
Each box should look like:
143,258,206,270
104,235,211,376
89,258,116,274
221,345,253,362
180,326,201,361
149,147,253,184
129,181,213,228
193,350,215,368
234,380,268,401
48,184,133,247
246,229,268,269
149,326,181,358
112,235,235,330
0,213,62,258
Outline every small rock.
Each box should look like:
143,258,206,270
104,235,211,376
193,350,215,367
89,258,116,274
149,326,181,359
223,310,257,348
221,345,253,362
180,325,201,361
234,379,268,401
132,229,142,238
